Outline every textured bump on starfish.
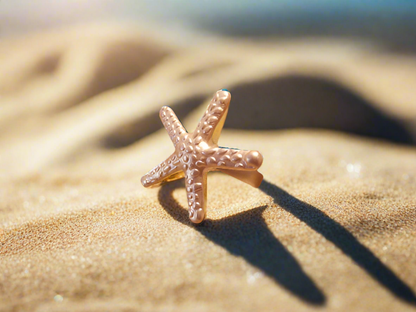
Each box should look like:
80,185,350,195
141,89,264,223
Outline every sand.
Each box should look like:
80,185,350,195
0,23,416,312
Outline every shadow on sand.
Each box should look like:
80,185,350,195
159,179,325,305
158,179,416,305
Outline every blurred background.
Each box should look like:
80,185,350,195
2,0,416,49
1,0,416,174
1,0,416,177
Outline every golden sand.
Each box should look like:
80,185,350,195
0,24,415,312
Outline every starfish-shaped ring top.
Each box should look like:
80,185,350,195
141,89,264,223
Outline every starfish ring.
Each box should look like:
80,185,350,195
141,89,264,223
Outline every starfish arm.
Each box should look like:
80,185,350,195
141,153,184,188
204,147,263,171
193,90,231,144
159,106,187,147
185,167,207,223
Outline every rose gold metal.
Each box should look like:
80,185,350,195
141,89,264,223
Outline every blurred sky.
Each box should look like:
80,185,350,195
1,0,416,47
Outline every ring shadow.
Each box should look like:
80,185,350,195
259,180,416,305
159,179,416,306
158,179,326,305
